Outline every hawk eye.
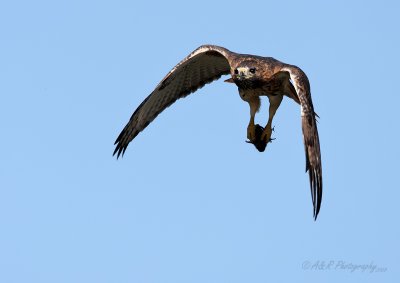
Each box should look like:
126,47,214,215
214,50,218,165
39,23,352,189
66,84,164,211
249,68,256,74
234,69,238,74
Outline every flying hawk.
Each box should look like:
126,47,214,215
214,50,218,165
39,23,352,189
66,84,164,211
113,45,323,219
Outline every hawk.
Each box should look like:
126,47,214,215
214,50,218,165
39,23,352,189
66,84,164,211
113,45,323,219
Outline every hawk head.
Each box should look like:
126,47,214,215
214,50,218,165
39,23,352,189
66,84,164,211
228,61,262,89
233,66,257,80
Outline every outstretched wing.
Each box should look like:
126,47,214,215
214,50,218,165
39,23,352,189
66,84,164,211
113,45,233,158
281,65,323,220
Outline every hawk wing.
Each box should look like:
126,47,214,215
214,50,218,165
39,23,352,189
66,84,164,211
113,45,233,158
281,65,323,220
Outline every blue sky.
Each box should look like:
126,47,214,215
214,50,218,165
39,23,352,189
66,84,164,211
1,0,399,282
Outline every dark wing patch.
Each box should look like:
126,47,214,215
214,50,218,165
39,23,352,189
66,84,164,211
113,45,233,158
282,65,323,220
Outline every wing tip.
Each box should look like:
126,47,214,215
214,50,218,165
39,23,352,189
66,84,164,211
311,170,323,221
313,203,321,220
113,141,128,159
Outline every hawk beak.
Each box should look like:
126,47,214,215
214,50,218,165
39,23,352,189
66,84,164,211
224,78,234,83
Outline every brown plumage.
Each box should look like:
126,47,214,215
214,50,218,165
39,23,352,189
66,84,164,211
113,45,323,220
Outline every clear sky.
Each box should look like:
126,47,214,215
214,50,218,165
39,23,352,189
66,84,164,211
1,0,399,282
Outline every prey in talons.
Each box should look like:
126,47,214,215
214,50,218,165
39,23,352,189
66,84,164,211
246,124,275,152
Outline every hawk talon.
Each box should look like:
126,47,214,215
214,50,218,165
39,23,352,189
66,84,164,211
260,126,273,144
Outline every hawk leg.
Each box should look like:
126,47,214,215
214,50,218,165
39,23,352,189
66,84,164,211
261,94,283,143
246,97,261,142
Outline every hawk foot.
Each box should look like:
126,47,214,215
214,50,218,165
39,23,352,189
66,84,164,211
247,123,256,142
261,125,274,144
